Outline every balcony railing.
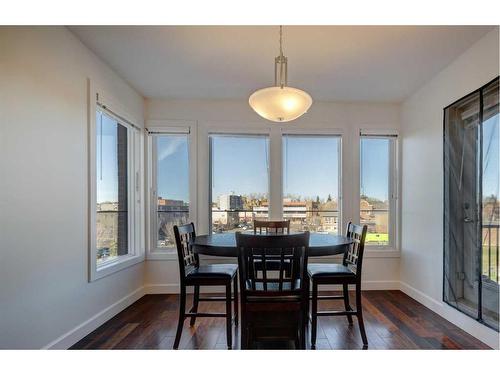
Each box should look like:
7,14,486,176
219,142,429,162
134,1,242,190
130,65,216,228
483,223,499,283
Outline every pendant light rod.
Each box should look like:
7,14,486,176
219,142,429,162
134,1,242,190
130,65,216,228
274,25,287,88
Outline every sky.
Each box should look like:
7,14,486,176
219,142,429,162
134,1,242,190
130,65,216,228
211,135,269,200
283,135,339,201
360,138,390,201
97,110,498,205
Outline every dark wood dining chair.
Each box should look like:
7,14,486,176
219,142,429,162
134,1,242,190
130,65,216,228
236,231,309,349
253,219,292,275
308,222,368,349
253,219,290,234
173,223,238,349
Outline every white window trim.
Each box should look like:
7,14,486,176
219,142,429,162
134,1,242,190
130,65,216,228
88,80,145,281
145,120,197,261
358,128,400,253
280,127,344,234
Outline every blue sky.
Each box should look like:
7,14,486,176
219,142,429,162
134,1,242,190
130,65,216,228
157,135,190,202
211,135,269,201
283,135,339,201
97,110,498,205
360,138,390,201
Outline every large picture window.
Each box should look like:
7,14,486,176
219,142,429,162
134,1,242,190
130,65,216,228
282,134,341,233
210,134,270,233
359,134,397,247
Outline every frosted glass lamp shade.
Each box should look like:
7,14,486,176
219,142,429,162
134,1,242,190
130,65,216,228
249,86,313,122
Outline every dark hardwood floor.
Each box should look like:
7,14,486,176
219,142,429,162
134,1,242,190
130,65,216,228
70,290,491,350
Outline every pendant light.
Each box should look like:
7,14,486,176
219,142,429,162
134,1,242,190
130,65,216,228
249,26,312,122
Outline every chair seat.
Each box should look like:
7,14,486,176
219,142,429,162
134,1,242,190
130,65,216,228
308,263,355,279
186,264,237,280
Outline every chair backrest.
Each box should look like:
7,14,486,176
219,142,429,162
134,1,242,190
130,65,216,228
236,231,309,296
253,219,290,234
343,222,368,279
173,223,199,280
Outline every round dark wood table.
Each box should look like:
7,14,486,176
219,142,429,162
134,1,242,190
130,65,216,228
192,232,353,257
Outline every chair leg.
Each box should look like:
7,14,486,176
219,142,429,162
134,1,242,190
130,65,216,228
355,283,368,348
240,315,248,350
189,285,200,326
173,285,187,349
311,280,318,349
226,283,232,349
343,283,353,325
233,276,239,326
300,309,306,349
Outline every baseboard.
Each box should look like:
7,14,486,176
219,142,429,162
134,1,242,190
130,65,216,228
42,286,146,349
144,283,179,294
400,281,499,349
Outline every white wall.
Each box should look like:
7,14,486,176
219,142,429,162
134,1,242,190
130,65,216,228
144,98,402,292
400,28,499,348
0,27,145,349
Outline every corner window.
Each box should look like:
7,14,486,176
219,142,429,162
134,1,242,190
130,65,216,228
90,96,143,281
96,110,130,264
149,130,191,252
359,133,398,247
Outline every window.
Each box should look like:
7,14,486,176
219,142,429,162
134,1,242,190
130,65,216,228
282,134,341,233
89,88,143,281
210,134,269,233
359,134,397,247
95,110,130,264
150,131,191,250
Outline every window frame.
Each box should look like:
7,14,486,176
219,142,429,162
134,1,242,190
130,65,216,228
280,128,344,235
207,130,272,234
359,129,399,251
145,120,197,260
88,82,145,281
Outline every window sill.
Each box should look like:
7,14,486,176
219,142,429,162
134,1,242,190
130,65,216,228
91,252,145,281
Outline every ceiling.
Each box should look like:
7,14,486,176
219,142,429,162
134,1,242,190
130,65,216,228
69,26,493,102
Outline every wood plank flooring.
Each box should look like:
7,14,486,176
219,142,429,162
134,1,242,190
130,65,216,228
70,290,491,350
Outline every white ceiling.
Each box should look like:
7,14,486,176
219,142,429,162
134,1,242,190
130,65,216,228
69,26,493,102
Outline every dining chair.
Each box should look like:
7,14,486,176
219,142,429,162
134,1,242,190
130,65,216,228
308,222,368,349
172,223,238,349
236,231,310,349
253,219,292,275
253,219,290,234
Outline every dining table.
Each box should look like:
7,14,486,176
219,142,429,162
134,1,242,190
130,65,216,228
192,232,353,257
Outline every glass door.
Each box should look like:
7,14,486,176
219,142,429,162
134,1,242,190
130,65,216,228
444,77,499,331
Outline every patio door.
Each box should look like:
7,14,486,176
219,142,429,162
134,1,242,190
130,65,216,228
443,77,499,331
